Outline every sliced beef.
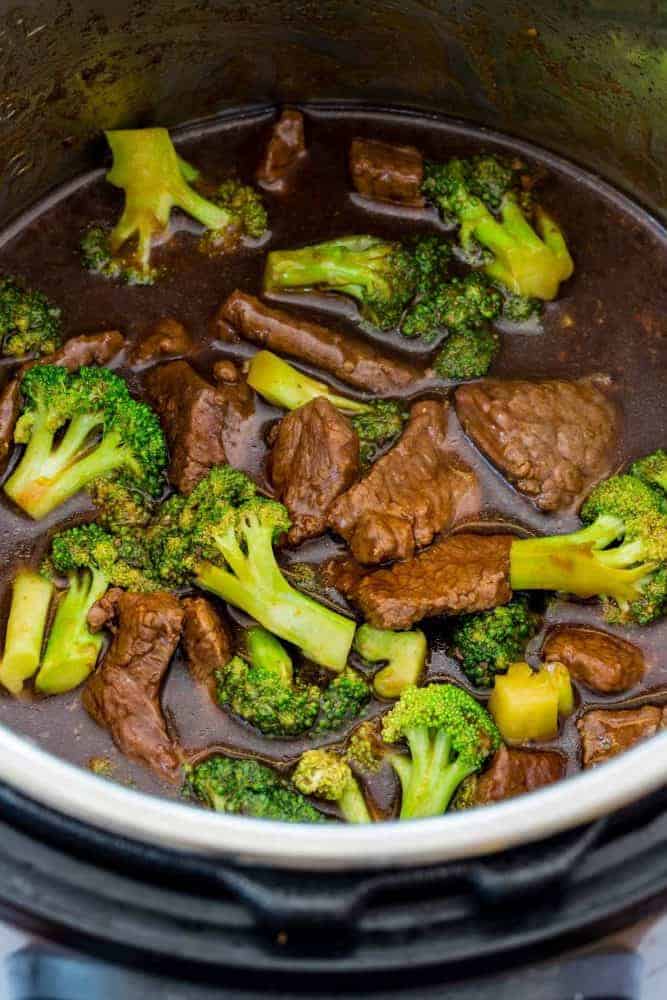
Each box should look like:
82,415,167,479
181,596,233,693
0,378,20,475
328,400,477,564
542,625,645,694
270,397,360,545
474,746,565,804
349,533,513,630
48,330,125,369
130,317,193,366
349,138,424,207
321,555,370,598
213,359,241,384
455,376,620,512
577,706,667,768
256,109,307,193
218,291,422,394
83,591,184,782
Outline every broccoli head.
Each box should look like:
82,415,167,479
0,276,61,356
422,155,573,300
345,719,387,774
353,624,427,698
510,470,667,624
0,570,54,696
630,450,667,497
147,466,356,671
199,179,268,254
451,597,539,688
88,480,155,534
4,365,167,519
500,291,543,324
292,748,371,824
401,271,502,343
313,667,370,734
185,755,325,823
381,682,501,819
432,325,499,380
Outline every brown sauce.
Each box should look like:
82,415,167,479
0,105,665,802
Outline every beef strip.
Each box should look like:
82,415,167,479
130,317,193,366
256,109,307,193
577,706,667,768
347,533,513,630
542,625,645,694
329,400,478,564
218,291,423,394
213,359,241,384
270,397,360,545
83,591,184,782
455,376,620,512
349,138,424,207
181,596,232,693
473,746,565,804
0,378,20,475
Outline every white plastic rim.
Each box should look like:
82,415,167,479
0,721,666,870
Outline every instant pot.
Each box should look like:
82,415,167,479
0,1,666,997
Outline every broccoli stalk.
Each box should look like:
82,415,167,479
382,683,501,819
292,748,371,824
353,624,427,699
185,755,326,823
4,365,167,520
0,276,61,356
247,350,407,466
148,466,356,671
451,598,539,688
509,471,667,624
0,570,54,695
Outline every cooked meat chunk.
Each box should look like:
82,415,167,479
542,625,645,694
474,746,565,804
349,533,513,630
349,138,424,207
256,109,307,193
48,330,125,369
213,358,241,384
0,378,20,475
87,587,125,633
321,554,370,597
83,591,184,782
219,291,422,394
578,706,666,768
181,596,232,692
270,397,360,545
130,317,193,365
455,377,620,512
328,401,478,564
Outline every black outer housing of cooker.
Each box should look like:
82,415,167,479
0,0,666,996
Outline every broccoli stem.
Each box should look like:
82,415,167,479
264,239,380,296
392,728,473,819
340,780,372,824
247,350,369,414
0,571,54,695
36,568,109,694
246,626,293,685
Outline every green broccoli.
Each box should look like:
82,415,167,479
217,627,320,737
401,271,502,343
450,598,539,688
630,450,667,496
263,234,450,330
246,350,407,467
509,470,667,624
292,748,371,824
314,667,370,734
500,291,543,324
37,522,158,695
0,276,61,356
147,466,356,671
381,682,501,819
83,129,267,283
432,325,499,380
0,570,54,696
184,755,325,823
353,624,427,699
345,720,386,774
88,480,155,534
4,365,167,520
422,155,573,300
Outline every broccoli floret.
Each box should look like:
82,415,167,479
292,748,371,824
217,627,320,737
630,450,667,496
84,129,268,284
147,466,356,671
264,234,450,330
0,276,61,356
0,570,54,695
246,350,407,467
500,291,543,324
4,365,167,519
451,597,539,688
402,272,502,343
422,155,573,300
185,755,325,823
354,624,427,699
37,522,158,695
509,471,667,624
381,682,501,819
345,720,386,774
89,480,155,533
432,325,499,380
314,667,370,734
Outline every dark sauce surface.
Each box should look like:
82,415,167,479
0,106,665,804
